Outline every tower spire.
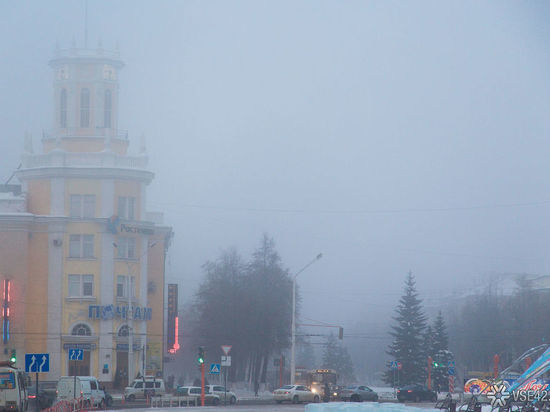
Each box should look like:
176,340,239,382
84,0,88,48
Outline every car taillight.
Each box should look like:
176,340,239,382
28,395,36,399
408,390,413,393
284,391,289,394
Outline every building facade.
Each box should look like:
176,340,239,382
0,44,172,387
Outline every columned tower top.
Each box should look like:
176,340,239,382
45,45,127,155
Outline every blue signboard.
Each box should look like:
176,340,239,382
68,349,83,361
25,353,49,373
210,363,221,374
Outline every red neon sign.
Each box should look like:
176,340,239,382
168,316,180,354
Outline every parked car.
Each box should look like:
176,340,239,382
340,385,379,402
273,385,320,404
397,385,437,402
124,376,166,401
175,386,220,405
27,385,56,409
27,381,57,410
57,376,106,407
205,384,237,404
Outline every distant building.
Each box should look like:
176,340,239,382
0,43,172,387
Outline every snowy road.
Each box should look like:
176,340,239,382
110,406,306,412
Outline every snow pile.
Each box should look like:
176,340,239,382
306,402,440,412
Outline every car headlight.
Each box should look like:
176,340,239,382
312,388,317,394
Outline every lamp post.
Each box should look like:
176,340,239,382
290,253,323,385
114,241,156,387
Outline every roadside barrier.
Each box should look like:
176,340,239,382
150,395,198,407
43,395,106,412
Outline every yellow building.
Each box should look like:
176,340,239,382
0,44,172,388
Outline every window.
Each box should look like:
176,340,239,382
104,89,112,128
128,197,135,220
118,196,136,220
116,275,135,298
68,234,94,258
69,195,95,218
71,323,91,336
68,275,94,297
118,325,129,337
116,237,136,259
60,89,67,128
80,88,90,127
82,235,94,258
118,196,126,218
90,381,97,390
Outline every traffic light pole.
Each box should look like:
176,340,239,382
201,362,205,406
35,372,39,412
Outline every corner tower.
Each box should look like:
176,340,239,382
46,44,126,154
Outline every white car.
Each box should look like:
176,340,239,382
124,377,166,401
205,384,237,404
273,385,320,404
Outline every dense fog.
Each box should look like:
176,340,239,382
1,1,550,381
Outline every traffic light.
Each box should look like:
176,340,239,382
10,349,16,363
197,347,205,364
433,361,440,368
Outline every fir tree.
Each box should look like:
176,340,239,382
430,311,453,392
385,271,427,386
322,333,356,384
432,311,449,353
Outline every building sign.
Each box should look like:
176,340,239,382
107,216,154,235
116,343,142,352
119,224,154,235
88,305,152,321
167,284,178,352
63,343,96,350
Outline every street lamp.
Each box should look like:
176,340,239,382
114,241,156,386
290,253,323,385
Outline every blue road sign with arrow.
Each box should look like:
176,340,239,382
69,349,83,361
25,353,49,373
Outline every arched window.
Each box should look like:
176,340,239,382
104,89,112,128
118,325,129,337
71,323,91,336
60,89,67,128
80,88,90,127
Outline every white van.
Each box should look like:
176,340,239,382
56,376,105,407
124,376,165,401
0,362,28,412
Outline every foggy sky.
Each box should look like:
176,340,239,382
2,0,550,346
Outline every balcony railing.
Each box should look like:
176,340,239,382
21,151,148,170
43,128,129,141
53,47,121,60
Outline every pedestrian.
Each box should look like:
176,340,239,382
254,381,259,397
324,382,330,402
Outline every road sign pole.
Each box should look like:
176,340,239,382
201,362,205,406
224,367,227,407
